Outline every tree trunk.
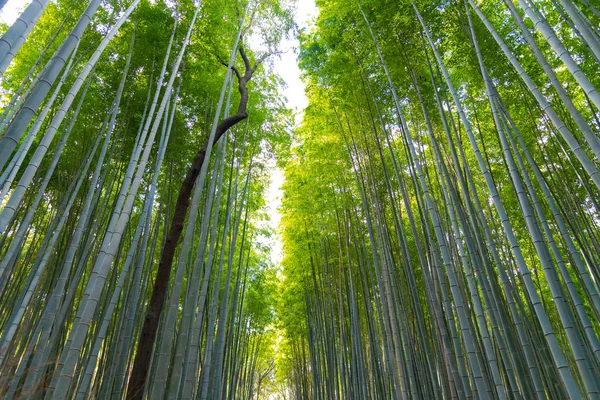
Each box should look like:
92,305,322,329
126,16,265,400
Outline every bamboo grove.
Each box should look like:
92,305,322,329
277,0,600,399
0,0,600,399
0,0,294,398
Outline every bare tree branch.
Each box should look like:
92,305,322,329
216,54,241,80
239,45,253,75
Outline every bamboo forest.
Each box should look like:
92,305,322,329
1,0,600,398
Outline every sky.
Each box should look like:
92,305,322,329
0,0,318,266
1,1,29,25
275,2,317,113
262,0,317,266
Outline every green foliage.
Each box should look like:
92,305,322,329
277,0,600,398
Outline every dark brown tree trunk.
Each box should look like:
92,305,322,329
126,46,261,400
